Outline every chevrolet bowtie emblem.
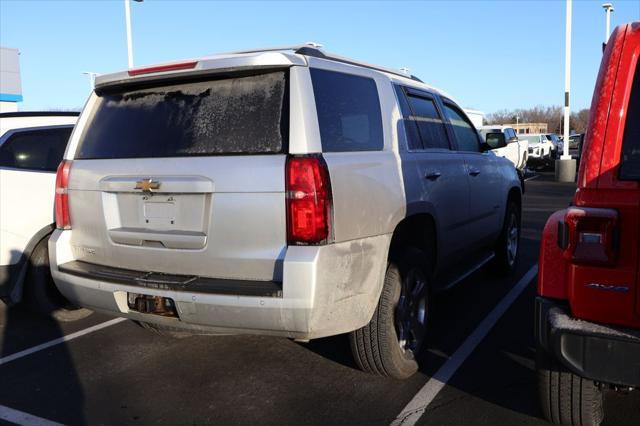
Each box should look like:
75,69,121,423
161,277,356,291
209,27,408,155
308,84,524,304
135,179,160,193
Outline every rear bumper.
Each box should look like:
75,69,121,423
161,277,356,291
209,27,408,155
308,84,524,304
49,230,390,340
536,297,640,387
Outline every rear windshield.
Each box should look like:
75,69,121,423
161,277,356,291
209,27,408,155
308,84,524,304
76,71,288,159
620,62,640,180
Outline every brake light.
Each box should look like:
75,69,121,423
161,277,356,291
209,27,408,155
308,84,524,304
127,60,198,76
559,207,618,265
55,160,72,230
286,155,333,245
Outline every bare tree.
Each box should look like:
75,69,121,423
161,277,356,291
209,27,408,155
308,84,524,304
570,109,590,134
486,105,588,134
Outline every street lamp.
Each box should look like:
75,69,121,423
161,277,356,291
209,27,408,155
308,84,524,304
82,71,99,90
602,3,614,44
124,0,144,68
556,0,577,182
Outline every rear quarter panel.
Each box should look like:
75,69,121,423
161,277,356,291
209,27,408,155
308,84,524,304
304,58,406,243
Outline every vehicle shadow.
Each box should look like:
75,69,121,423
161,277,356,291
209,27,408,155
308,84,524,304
301,333,358,370
0,250,85,425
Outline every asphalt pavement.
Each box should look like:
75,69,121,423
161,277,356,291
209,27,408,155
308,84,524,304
1,172,638,426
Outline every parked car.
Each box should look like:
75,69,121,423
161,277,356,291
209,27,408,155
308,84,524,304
544,133,563,156
568,133,583,150
49,44,522,378
536,22,639,426
479,125,528,171
0,111,91,320
519,134,554,160
568,133,584,163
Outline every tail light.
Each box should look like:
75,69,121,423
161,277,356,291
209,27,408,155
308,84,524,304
286,155,333,245
128,60,198,76
55,160,72,230
559,207,618,265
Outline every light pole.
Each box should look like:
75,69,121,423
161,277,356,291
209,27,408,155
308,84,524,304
602,3,614,43
124,0,143,68
556,0,577,182
82,72,99,90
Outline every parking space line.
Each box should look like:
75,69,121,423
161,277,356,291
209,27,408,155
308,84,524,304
525,175,539,181
0,404,64,426
0,317,126,367
391,264,539,426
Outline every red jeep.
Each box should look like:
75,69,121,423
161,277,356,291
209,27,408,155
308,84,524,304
536,22,640,426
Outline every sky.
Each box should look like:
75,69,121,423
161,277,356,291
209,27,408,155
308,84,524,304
1,0,639,113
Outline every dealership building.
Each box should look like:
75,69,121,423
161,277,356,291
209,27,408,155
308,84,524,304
0,46,22,113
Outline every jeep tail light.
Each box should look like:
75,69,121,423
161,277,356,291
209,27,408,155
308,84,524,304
286,155,333,245
55,160,72,230
558,207,618,266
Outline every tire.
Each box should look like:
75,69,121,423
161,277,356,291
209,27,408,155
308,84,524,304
490,199,521,275
349,248,431,379
537,345,604,426
137,321,193,339
22,237,93,322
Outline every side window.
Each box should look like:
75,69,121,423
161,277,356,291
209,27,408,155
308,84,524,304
442,103,481,152
310,68,383,152
394,85,423,150
0,127,73,172
405,94,450,150
620,63,640,180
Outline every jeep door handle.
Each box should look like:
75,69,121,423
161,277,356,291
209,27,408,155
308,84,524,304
468,168,481,176
425,171,442,180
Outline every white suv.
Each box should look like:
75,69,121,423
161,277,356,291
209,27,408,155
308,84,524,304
520,133,554,160
0,112,90,320
49,45,522,378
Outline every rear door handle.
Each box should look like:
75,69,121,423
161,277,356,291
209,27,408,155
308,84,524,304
468,168,481,176
425,171,442,180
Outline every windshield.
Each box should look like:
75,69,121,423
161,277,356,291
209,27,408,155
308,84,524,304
479,129,501,138
520,135,540,143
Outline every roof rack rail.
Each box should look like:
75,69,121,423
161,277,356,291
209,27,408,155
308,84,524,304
222,43,423,82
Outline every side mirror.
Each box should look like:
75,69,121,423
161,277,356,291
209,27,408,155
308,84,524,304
484,132,507,150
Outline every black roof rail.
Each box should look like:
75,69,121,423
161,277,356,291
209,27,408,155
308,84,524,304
0,111,80,118
223,43,424,83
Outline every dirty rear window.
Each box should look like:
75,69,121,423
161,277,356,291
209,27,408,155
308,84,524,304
620,62,640,180
76,71,288,159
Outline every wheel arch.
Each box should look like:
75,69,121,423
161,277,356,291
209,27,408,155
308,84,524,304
388,213,437,271
4,223,55,304
507,185,523,212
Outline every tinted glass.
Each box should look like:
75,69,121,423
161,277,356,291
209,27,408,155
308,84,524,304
479,128,501,138
394,86,423,150
520,135,541,143
443,104,480,152
0,127,73,171
77,71,288,159
620,63,640,180
310,68,383,152
406,95,449,149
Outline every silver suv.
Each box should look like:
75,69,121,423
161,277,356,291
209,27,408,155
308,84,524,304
49,45,522,378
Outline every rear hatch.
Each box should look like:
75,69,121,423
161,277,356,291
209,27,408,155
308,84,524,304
66,70,289,281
